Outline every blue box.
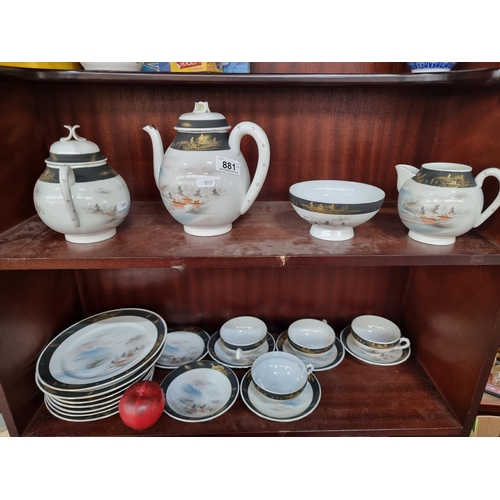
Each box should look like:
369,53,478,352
222,62,250,73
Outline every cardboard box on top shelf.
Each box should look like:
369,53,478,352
141,62,250,73
0,62,82,70
142,62,222,73
221,62,250,73
170,62,223,73
470,415,500,437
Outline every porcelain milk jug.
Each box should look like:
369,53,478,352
34,125,131,243
143,101,270,236
396,162,500,245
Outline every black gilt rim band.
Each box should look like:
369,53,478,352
221,335,267,352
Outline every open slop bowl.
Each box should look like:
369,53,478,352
289,180,385,241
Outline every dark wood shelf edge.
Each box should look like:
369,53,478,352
21,370,465,437
1,203,500,270
22,402,463,438
3,254,500,270
1,67,500,87
21,352,464,438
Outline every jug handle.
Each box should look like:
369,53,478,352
474,168,500,228
228,121,270,215
59,165,80,228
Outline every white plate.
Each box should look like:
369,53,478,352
46,395,120,415
36,352,159,399
155,325,209,369
208,331,275,368
45,367,155,408
44,396,119,422
44,369,155,419
240,370,321,422
341,326,411,366
36,308,166,391
160,361,238,422
276,331,345,371
48,392,122,411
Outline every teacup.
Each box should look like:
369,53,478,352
251,351,314,400
220,316,267,360
351,315,410,357
288,318,335,357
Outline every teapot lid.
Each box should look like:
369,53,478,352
46,125,107,164
175,102,231,131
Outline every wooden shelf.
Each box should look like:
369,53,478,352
2,62,500,438
480,392,500,415
1,202,500,270
1,67,500,87
22,342,462,437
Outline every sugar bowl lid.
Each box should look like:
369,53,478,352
46,125,107,164
175,102,231,132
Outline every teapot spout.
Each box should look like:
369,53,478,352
396,164,420,192
143,125,164,190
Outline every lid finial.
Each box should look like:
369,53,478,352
61,125,87,142
193,102,210,113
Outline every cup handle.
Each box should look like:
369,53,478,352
397,337,410,349
306,363,314,375
235,348,243,360
59,164,80,228
474,168,500,228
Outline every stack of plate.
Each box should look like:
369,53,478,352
36,308,167,422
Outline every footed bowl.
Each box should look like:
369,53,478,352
289,180,385,241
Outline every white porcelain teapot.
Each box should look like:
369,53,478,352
396,162,500,245
143,102,270,236
34,125,131,243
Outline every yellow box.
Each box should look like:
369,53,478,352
0,62,82,70
169,62,222,73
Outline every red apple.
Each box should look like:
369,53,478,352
119,380,165,430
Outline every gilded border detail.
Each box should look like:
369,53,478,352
415,169,476,188
289,194,383,215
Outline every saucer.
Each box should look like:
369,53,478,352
155,325,209,369
240,369,321,422
276,331,345,371
208,331,275,368
160,360,239,423
340,326,411,366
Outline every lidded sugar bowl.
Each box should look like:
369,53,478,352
34,125,131,243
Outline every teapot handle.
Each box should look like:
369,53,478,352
474,168,500,228
228,122,270,215
59,165,80,228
